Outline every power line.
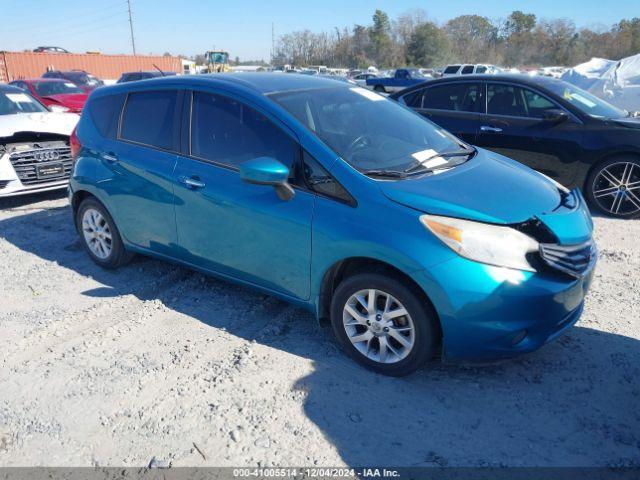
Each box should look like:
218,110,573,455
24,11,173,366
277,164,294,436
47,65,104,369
20,11,129,40
1,1,128,33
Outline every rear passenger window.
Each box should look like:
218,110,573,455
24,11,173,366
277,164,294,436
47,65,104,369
402,89,426,108
120,90,179,150
89,93,125,139
461,65,474,74
423,83,481,112
444,65,460,74
190,92,297,171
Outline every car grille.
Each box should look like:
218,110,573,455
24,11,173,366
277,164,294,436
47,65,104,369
539,240,597,277
9,146,72,186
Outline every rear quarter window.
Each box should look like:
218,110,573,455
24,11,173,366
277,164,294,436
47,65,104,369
87,93,126,139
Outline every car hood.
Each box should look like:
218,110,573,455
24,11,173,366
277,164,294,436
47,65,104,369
609,117,640,129
379,148,564,225
0,112,79,138
42,93,88,110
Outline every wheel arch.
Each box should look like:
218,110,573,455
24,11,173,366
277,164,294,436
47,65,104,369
70,189,96,218
317,256,442,339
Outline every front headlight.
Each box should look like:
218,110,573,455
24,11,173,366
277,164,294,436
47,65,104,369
420,214,539,272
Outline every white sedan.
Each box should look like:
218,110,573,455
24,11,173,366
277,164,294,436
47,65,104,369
0,84,79,198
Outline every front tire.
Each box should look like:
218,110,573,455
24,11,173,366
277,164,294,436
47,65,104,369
76,198,132,269
585,157,640,219
330,273,438,376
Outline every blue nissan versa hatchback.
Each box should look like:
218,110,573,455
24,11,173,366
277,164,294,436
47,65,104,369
69,74,597,376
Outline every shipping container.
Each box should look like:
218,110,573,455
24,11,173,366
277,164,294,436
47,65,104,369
0,51,182,83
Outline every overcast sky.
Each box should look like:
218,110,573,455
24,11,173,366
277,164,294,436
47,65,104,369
2,0,637,60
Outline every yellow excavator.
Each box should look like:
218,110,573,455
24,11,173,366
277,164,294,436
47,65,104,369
205,51,230,73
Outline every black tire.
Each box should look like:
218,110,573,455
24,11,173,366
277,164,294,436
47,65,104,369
373,85,386,93
76,198,133,269
585,156,640,219
330,272,438,376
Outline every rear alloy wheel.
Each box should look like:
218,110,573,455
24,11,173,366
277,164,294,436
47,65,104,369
76,198,133,269
82,208,113,260
587,159,640,218
331,273,437,376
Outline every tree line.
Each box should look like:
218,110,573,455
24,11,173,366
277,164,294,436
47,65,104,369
273,9,640,69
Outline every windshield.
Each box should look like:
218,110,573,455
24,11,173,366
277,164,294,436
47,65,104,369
546,82,627,119
33,81,83,96
67,72,101,86
271,87,463,172
0,91,48,115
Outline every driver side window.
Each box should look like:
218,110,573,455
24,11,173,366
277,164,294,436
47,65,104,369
190,92,297,176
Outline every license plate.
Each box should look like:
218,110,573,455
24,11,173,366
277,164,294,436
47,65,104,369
36,163,64,179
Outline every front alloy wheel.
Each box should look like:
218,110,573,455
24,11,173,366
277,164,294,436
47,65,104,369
589,160,640,218
331,273,438,376
343,289,415,364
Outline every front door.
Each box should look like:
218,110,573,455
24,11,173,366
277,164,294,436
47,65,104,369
173,91,314,300
475,82,584,186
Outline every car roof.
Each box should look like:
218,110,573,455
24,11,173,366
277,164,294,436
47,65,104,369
391,73,567,97
14,78,68,83
98,73,353,96
0,84,27,94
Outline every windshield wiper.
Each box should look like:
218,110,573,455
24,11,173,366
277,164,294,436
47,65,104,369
362,169,409,179
403,147,476,174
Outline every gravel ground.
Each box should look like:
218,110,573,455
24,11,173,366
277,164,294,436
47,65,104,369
0,191,638,468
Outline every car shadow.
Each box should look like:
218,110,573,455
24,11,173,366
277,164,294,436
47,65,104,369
0,189,67,210
0,204,638,467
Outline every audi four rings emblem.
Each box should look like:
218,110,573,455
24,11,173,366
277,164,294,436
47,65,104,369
34,150,60,162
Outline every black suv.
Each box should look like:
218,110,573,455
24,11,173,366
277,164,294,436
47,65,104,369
392,75,640,218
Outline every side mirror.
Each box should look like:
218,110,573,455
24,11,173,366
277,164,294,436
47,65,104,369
239,157,295,201
542,109,568,123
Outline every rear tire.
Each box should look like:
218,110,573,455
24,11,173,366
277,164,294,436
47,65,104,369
585,157,640,219
76,198,133,269
330,273,438,376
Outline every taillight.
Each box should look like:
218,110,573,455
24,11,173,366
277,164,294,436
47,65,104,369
70,126,81,162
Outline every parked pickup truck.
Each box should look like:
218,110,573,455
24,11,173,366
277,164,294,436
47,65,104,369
366,68,429,93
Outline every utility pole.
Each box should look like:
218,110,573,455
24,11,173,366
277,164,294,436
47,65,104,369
271,22,275,66
127,0,136,55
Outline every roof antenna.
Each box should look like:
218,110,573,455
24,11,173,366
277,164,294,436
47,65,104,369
152,64,165,76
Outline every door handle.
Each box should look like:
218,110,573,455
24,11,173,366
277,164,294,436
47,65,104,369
480,125,503,133
179,176,206,189
101,152,118,163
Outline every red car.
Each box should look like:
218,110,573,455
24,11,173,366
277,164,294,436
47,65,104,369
8,78,88,113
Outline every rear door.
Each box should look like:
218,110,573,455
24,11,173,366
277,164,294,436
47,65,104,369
98,89,182,254
402,81,482,144
173,90,314,300
475,82,583,186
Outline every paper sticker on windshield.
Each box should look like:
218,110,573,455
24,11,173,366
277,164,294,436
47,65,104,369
570,93,597,108
412,149,437,162
350,87,384,101
412,149,448,168
6,93,33,103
